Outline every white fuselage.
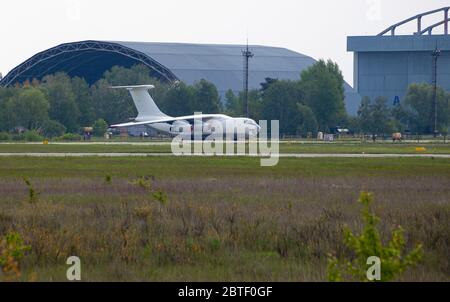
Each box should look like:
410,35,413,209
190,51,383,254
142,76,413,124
143,114,260,139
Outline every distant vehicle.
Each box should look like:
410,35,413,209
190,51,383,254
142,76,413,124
106,127,121,136
110,85,260,139
324,134,334,142
331,127,350,134
392,133,402,142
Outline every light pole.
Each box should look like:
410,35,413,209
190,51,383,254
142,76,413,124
432,47,441,137
242,43,253,118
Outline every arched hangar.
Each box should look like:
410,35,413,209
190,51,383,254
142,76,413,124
0,40,361,114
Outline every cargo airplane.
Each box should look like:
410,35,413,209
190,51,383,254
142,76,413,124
110,85,260,139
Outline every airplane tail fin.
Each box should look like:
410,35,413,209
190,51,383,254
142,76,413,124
110,85,169,121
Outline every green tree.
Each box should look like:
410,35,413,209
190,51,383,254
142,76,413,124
163,82,195,116
225,89,262,120
42,73,80,132
390,103,408,133
0,86,18,131
300,60,347,131
93,118,109,137
370,97,393,135
192,79,222,113
71,77,95,126
5,88,49,130
261,80,302,135
346,115,361,134
224,89,241,116
402,83,450,134
240,89,262,121
90,79,134,124
358,96,394,135
297,103,318,137
260,77,278,92
358,96,372,134
103,65,162,87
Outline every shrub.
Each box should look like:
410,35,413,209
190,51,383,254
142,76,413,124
152,190,168,206
41,120,66,138
15,130,45,142
207,238,221,252
56,133,82,141
129,176,153,190
0,132,10,141
93,119,109,137
105,174,112,184
0,232,31,281
327,192,423,282
23,178,39,204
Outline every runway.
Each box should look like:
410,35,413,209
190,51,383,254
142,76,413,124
1,153,450,158
0,140,447,145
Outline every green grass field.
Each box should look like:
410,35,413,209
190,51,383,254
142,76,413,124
1,141,450,154
0,156,449,281
2,156,450,178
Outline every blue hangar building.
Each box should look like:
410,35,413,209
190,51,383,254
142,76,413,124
0,41,361,115
348,6,450,106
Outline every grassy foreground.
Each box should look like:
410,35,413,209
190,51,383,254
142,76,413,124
0,156,449,281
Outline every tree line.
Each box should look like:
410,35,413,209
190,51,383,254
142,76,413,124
352,83,450,136
224,59,347,136
0,60,346,138
0,65,223,139
0,61,449,139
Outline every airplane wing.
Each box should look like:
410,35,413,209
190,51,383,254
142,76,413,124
110,114,228,128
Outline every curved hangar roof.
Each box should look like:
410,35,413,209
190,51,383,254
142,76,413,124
0,40,360,114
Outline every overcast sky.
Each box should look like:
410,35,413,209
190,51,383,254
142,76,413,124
0,0,448,86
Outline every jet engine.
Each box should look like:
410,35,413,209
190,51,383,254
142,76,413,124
170,120,191,135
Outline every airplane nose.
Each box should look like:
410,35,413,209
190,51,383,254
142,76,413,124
252,125,260,135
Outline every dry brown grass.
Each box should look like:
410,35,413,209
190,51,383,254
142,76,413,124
0,171,448,281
